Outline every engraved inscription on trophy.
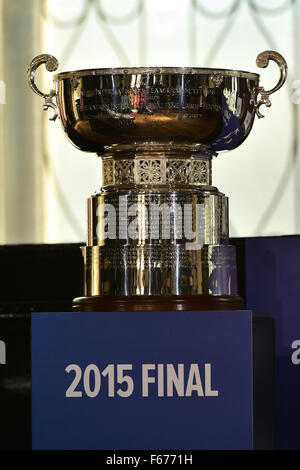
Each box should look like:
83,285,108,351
77,86,222,119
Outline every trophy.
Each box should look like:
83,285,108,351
27,51,287,312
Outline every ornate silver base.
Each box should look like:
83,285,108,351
83,145,238,297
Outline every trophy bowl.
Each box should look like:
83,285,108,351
28,51,287,156
27,51,287,311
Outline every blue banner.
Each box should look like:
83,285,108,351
245,235,300,449
32,310,253,450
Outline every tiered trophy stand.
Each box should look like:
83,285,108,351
28,51,287,312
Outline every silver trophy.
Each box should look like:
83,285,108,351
28,51,287,311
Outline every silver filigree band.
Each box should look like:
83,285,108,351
102,157,211,187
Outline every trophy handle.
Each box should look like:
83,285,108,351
254,50,287,119
27,54,59,121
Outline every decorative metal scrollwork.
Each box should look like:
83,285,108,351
254,50,288,118
191,0,240,18
249,0,295,16
95,0,144,24
27,54,59,121
102,157,211,187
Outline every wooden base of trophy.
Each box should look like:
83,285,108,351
72,294,244,312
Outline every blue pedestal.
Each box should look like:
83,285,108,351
30,310,274,450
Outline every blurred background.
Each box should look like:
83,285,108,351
0,0,298,244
